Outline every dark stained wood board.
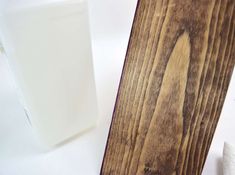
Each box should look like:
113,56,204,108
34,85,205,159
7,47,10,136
101,0,235,174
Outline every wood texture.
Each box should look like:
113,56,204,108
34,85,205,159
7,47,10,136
101,0,235,174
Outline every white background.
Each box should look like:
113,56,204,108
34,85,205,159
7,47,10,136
0,0,234,174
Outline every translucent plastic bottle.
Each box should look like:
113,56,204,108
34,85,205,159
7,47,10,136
0,0,98,147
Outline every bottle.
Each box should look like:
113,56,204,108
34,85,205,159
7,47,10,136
0,0,98,147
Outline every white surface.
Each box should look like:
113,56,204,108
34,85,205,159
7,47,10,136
0,0,98,146
0,0,234,174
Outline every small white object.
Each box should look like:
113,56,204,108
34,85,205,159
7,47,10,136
0,0,98,147
223,142,235,175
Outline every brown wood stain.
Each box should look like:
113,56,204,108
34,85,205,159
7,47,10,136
101,0,235,174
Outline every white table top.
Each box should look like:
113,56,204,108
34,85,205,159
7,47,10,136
0,0,234,174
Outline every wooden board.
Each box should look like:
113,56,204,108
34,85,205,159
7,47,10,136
101,0,235,174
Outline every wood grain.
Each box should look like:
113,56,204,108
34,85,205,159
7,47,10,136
101,0,235,174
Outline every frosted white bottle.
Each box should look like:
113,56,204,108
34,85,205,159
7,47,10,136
223,142,235,175
0,0,98,146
